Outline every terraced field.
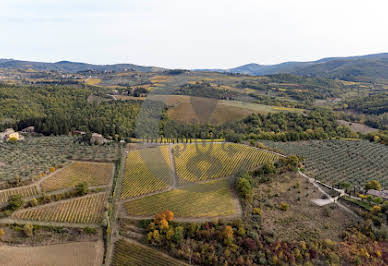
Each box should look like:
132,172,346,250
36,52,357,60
123,179,236,218
174,143,280,184
41,161,114,192
0,136,122,182
12,192,108,224
261,140,388,188
111,239,183,266
120,146,173,199
0,184,40,205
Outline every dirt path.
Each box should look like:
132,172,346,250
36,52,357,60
299,171,358,217
168,144,178,188
104,145,127,266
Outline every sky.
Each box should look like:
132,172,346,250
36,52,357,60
1,0,388,69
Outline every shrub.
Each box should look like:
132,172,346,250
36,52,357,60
7,194,24,211
23,223,33,237
365,180,381,191
262,162,276,174
252,208,262,215
29,198,38,207
235,172,253,200
75,182,88,196
279,202,289,211
371,205,381,214
84,227,97,234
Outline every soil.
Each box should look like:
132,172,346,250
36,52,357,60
337,120,377,134
256,173,359,242
0,240,103,266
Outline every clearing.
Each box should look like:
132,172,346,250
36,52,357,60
255,172,359,241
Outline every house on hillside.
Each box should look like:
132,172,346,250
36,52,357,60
367,189,388,200
0,128,23,142
22,126,35,133
73,130,86,136
91,133,106,145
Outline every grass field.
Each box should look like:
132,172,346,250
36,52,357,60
0,241,103,266
123,179,236,218
0,184,39,205
146,95,304,125
120,146,173,199
13,192,108,224
112,239,183,266
174,143,280,184
262,140,388,188
41,161,114,192
85,78,102,86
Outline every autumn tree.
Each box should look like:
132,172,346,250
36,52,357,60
365,180,382,191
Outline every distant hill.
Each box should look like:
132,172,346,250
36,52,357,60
3,53,388,83
0,59,165,73
198,53,388,83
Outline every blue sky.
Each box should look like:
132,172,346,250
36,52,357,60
1,0,388,69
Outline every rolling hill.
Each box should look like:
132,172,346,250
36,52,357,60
0,59,165,73
198,53,388,83
2,52,388,83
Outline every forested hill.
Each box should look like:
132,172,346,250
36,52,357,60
0,59,165,73
199,53,388,83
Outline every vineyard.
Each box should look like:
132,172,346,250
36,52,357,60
0,136,122,182
123,179,236,218
120,146,173,199
261,140,388,188
111,239,183,266
12,192,108,224
0,184,39,205
174,143,280,183
41,161,114,192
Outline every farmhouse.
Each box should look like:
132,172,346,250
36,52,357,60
21,126,35,133
0,128,22,142
91,133,106,145
367,189,388,200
